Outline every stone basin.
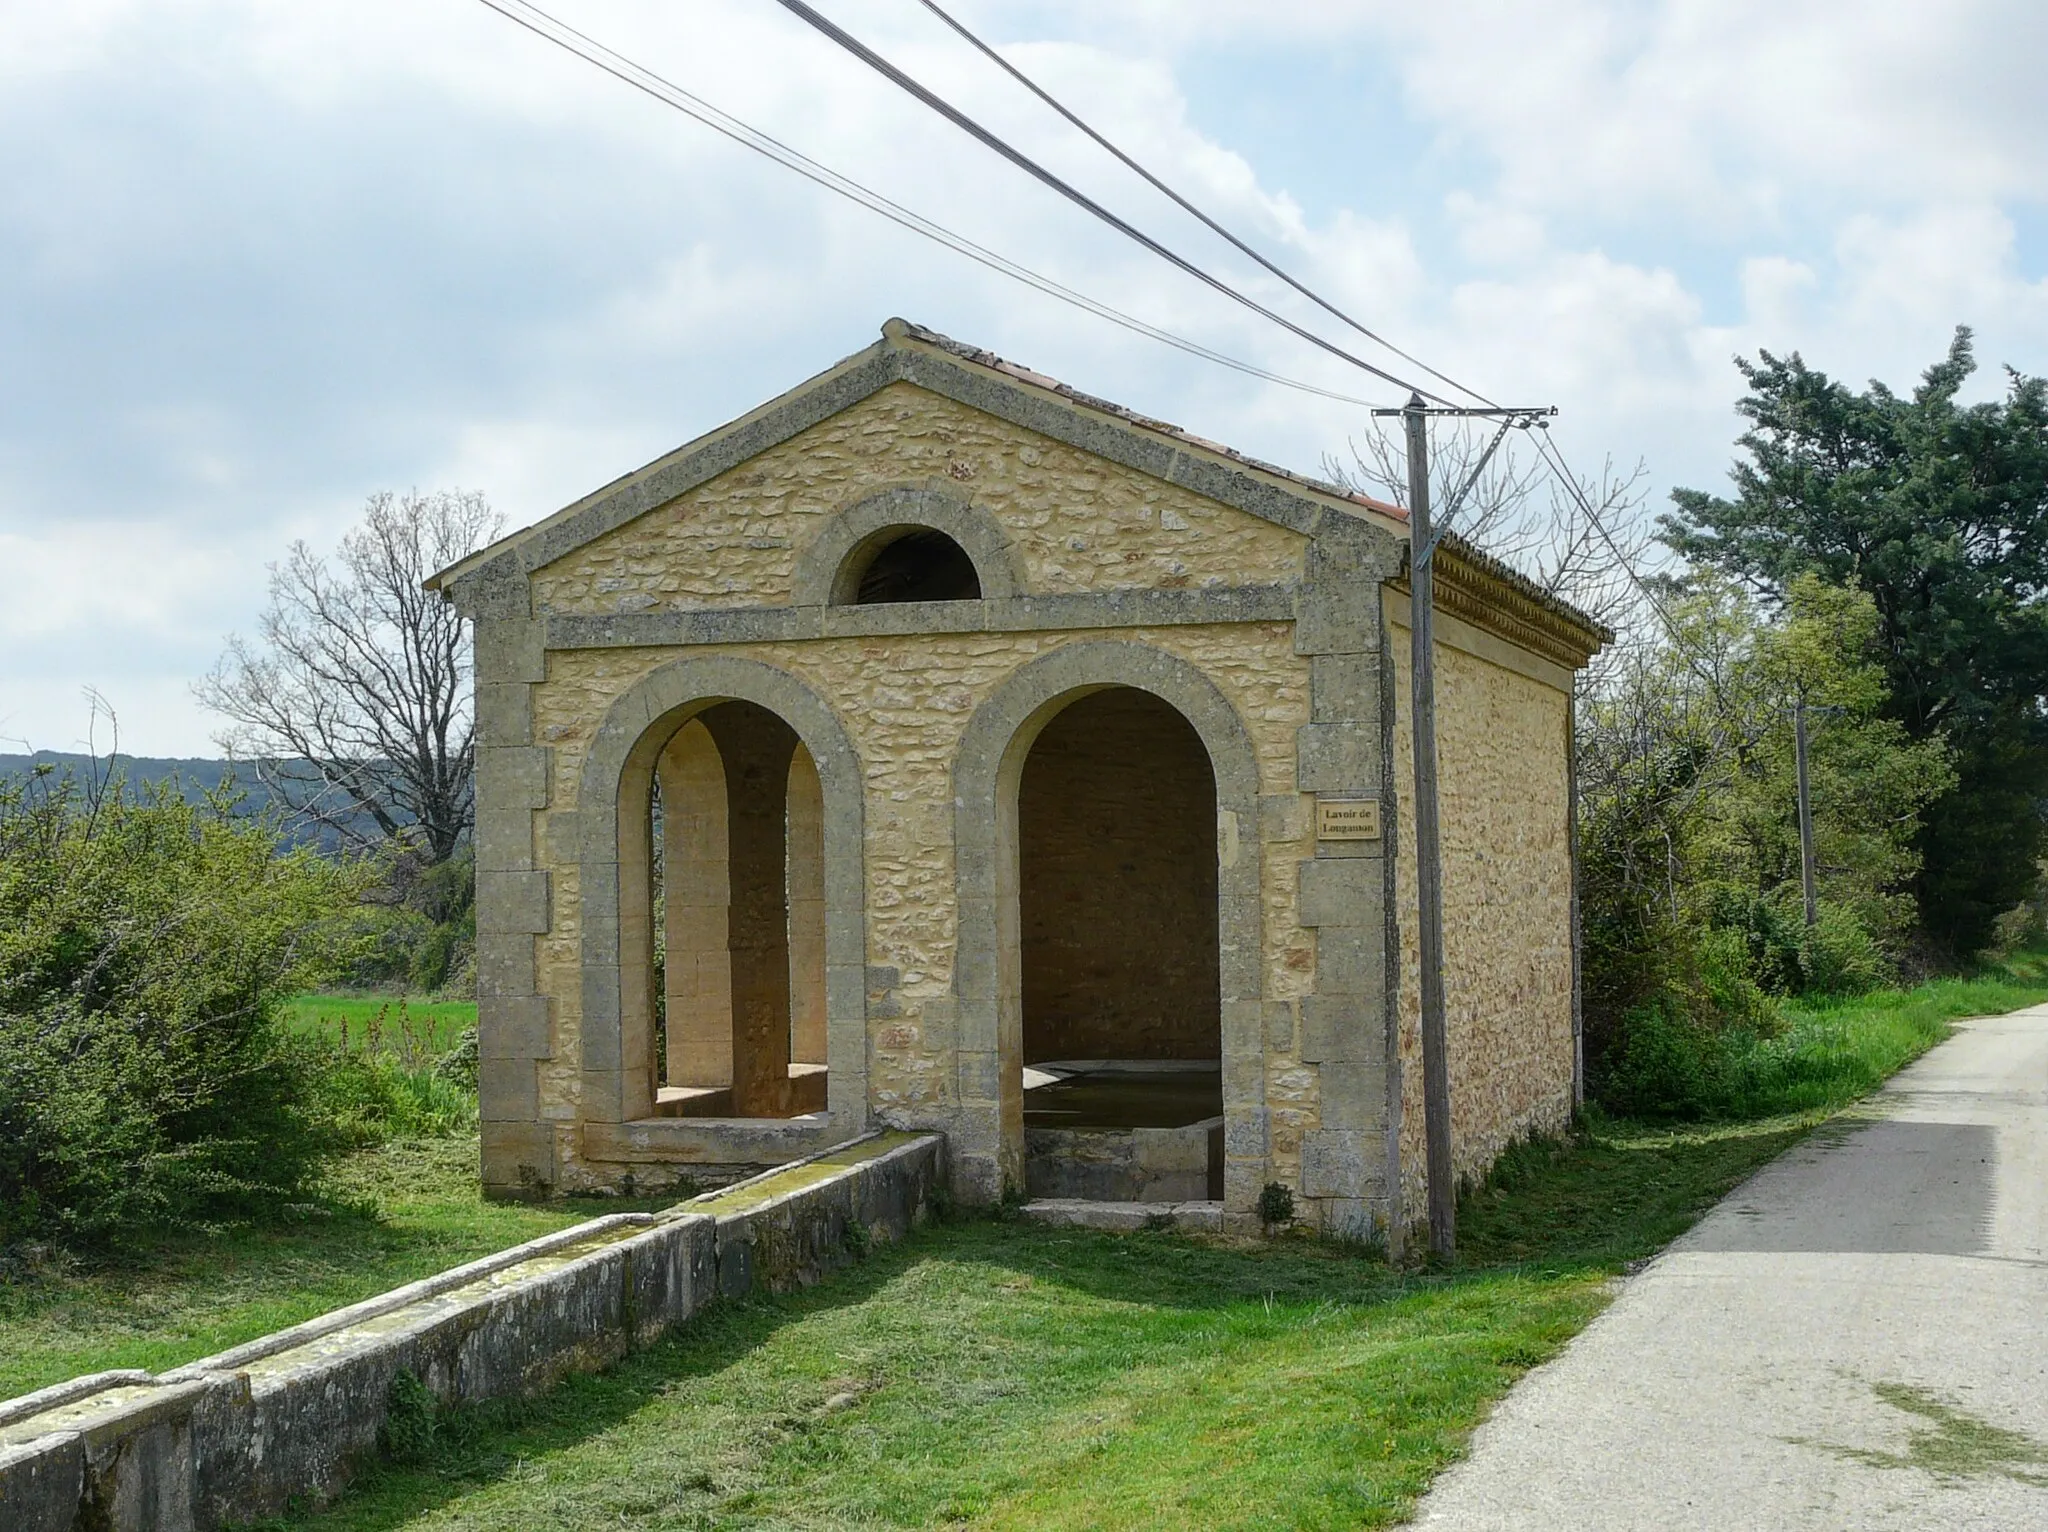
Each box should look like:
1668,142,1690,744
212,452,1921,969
1023,1061,1224,1203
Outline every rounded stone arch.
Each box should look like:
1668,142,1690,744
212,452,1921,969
791,485,1025,606
948,640,1267,1207
573,655,868,1132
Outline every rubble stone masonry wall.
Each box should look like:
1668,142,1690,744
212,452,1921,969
471,358,1584,1229
530,381,1309,614
1387,592,1576,1222
527,619,1319,1194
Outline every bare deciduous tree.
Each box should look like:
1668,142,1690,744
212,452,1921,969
197,489,502,869
1323,423,1655,646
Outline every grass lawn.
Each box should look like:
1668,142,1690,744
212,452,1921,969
1734,949,2048,1117
10,969,2042,1526
282,993,479,1057
260,964,2045,1531
256,1113,1813,1532
0,1140,664,1402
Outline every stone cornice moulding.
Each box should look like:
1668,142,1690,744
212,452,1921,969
1395,547,1609,673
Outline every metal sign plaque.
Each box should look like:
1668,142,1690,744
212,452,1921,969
1316,798,1382,841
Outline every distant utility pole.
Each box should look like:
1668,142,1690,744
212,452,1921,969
1794,695,1818,928
1375,394,1554,1263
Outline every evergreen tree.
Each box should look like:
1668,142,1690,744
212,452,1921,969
1663,329,2048,955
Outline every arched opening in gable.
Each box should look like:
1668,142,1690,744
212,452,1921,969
837,527,982,604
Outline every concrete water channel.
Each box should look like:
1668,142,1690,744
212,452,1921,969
0,1132,941,1531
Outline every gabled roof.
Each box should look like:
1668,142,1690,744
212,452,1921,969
428,317,1405,596
428,318,1608,659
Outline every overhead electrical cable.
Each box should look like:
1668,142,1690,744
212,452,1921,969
1524,424,1736,693
787,0,1695,604
475,0,1678,666
764,0,1458,405
470,0,1389,408
909,0,1496,409
778,2,1685,581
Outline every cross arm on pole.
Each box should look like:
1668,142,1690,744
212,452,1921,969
1369,403,1556,568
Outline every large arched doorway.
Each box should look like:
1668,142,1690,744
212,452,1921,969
1016,686,1224,1201
639,700,829,1119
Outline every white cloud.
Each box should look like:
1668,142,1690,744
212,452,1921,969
1,0,2044,751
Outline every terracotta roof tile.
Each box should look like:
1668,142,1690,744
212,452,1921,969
898,320,1409,523
893,320,1608,641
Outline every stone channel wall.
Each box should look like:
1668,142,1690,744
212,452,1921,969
0,1132,941,1532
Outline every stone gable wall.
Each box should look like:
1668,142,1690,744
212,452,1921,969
473,359,1582,1231
528,381,1309,614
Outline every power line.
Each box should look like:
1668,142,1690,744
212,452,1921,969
1526,425,1738,693
778,1,1667,627
839,0,1698,629
766,0,1459,406
910,0,1496,410
479,0,1682,669
470,0,1390,409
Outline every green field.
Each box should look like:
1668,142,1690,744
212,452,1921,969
282,993,479,1057
10,972,2044,1527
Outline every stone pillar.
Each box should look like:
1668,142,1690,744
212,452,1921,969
1293,517,1407,1242
700,701,799,1117
469,609,556,1196
658,720,733,1090
786,744,828,1069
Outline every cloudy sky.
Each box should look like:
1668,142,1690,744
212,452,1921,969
5,0,2045,755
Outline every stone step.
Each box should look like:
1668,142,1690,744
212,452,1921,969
1020,1198,1224,1233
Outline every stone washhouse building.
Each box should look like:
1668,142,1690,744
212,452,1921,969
430,319,1607,1239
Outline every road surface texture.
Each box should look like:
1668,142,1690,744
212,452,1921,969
1412,1006,2048,1531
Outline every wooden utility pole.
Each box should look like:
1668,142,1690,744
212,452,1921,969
1794,695,1818,927
1402,395,1456,1262
1376,395,1552,1264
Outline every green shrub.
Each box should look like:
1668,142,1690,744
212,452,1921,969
1798,904,1890,996
407,919,466,994
1687,926,1781,1033
434,1025,480,1093
379,1368,439,1464
0,770,364,1244
312,1046,478,1143
314,904,437,990
1702,886,1808,995
1591,1001,1739,1119
313,868,475,998
1256,1181,1296,1227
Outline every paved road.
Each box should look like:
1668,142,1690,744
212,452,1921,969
1411,1006,2048,1531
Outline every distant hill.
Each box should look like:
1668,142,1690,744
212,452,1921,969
0,753,262,802
0,752,380,848
0,751,253,800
